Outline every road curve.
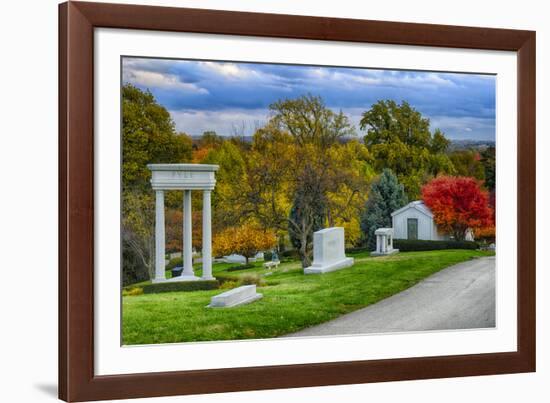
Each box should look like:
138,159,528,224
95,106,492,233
287,256,496,337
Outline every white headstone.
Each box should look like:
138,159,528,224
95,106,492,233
223,254,255,264
304,227,354,274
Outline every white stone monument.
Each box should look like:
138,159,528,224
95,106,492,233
371,228,399,256
207,285,263,308
304,227,354,274
148,163,219,283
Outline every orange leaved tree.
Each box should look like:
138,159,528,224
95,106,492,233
422,176,493,241
213,224,277,264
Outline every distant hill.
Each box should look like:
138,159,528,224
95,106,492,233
190,135,495,152
448,139,495,152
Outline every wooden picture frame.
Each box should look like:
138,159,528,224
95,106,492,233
59,1,536,401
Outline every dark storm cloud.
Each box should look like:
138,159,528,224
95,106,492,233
122,57,496,140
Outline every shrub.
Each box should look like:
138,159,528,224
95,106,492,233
280,249,299,259
219,280,239,290
474,225,496,243
345,246,370,254
122,287,144,296
166,257,183,270
263,251,273,261
226,263,255,272
239,273,266,287
141,280,219,294
393,239,479,252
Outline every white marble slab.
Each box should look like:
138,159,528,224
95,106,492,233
304,227,354,274
208,285,263,308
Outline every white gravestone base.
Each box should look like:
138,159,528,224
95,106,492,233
304,227,354,274
207,285,263,308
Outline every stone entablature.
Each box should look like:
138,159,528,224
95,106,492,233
149,163,218,190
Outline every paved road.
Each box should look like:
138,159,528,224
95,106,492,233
288,256,495,337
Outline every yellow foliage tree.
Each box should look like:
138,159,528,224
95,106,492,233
213,224,277,264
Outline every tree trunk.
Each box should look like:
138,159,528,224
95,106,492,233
299,231,311,268
453,226,467,241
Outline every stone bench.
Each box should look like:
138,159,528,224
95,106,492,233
207,285,263,308
263,261,280,270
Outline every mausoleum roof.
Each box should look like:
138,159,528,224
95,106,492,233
391,200,433,218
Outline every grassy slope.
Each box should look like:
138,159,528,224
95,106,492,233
122,249,494,345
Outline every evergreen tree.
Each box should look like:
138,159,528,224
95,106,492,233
361,169,408,250
480,146,496,191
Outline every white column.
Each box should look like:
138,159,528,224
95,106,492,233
201,190,214,280
389,235,393,251
382,235,387,253
154,190,166,282
376,234,380,253
182,190,194,277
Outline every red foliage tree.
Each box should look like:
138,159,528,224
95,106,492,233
422,176,493,241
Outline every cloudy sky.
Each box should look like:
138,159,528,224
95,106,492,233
122,57,496,141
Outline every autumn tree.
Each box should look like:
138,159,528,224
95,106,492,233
165,209,204,253
324,139,374,245
449,150,485,181
268,95,370,266
122,192,155,284
270,94,355,148
288,168,327,267
205,95,370,266
359,100,454,198
122,84,193,191
213,224,277,264
422,176,493,241
202,140,248,229
122,84,193,283
360,169,408,250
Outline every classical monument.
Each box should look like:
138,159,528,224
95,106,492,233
148,163,219,282
371,227,399,256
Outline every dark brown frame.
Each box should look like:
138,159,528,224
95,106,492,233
59,1,536,401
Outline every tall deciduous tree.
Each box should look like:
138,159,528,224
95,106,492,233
122,84,193,283
359,100,454,198
288,168,327,268
270,94,355,149
360,169,408,250
122,83,193,191
449,150,485,181
422,176,493,240
268,95,369,266
122,192,155,283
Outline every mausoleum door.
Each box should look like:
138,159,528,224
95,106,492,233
407,218,418,240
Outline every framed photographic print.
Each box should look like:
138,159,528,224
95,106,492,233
59,1,535,401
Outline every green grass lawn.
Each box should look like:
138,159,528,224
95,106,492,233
122,249,494,345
